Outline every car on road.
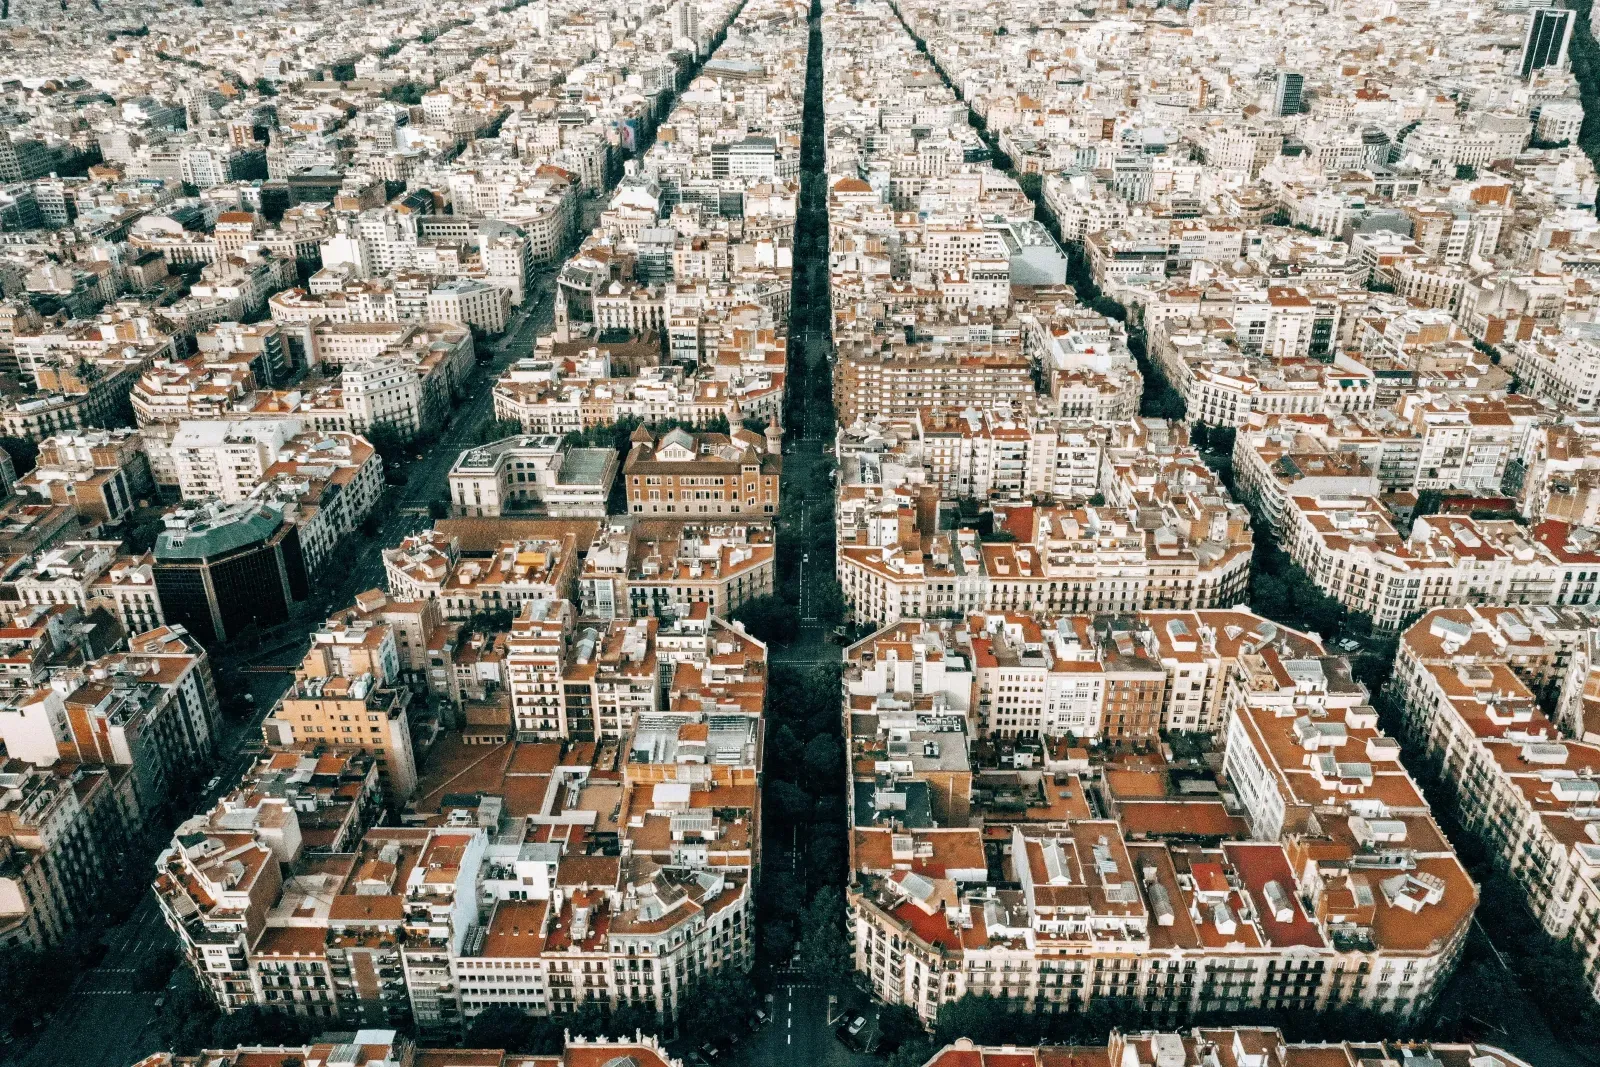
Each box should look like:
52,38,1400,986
698,1044,719,1061
205,776,221,791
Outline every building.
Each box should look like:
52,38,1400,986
834,339,1035,427
263,629,419,801
1390,605,1600,1006
17,430,152,531
55,626,221,812
623,425,781,519
0,759,138,950
1274,71,1304,117
579,521,776,622
151,499,309,646
194,320,293,388
131,1029,689,1067
383,530,579,620
170,419,303,503
5,539,127,621
843,612,1474,1023
1521,7,1575,80
1270,493,1595,632
448,435,619,518
910,1033,1532,1067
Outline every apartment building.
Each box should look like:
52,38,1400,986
92,554,167,635
834,339,1034,427
843,612,1474,1024
1512,323,1600,412
1149,318,1376,431
16,429,152,531
169,418,303,502
579,521,776,622
838,411,1111,504
840,499,1251,629
4,539,125,621
277,322,475,442
160,644,762,1030
835,418,1251,627
1232,424,1387,536
264,429,386,538
0,759,139,950
53,625,221,812
131,356,260,428
0,361,145,443
560,616,660,742
384,530,579,620
505,597,576,740
263,627,420,800
1396,391,1543,494
851,608,1325,744
1518,420,1600,524
492,358,788,438
504,600,676,742
343,587,449,692
1274,491,1600,631
911,1032,1531,1067
195,320,293,388
1390,605,1600,1004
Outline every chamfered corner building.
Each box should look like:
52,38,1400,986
151,498,309,646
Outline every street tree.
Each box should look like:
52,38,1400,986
464,1005,534,1051
802,734,842,784
678,970,758,1044
797,886,850,985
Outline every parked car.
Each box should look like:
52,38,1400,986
848,1016,868,1036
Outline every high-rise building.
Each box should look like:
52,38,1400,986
151,499,309,646
1521,7,1575,80
1273,70,1304,116
0,136,53,183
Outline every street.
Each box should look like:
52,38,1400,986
12,891,173,1067
716,983,876,1067
775,421,840,667
274,240,572,646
